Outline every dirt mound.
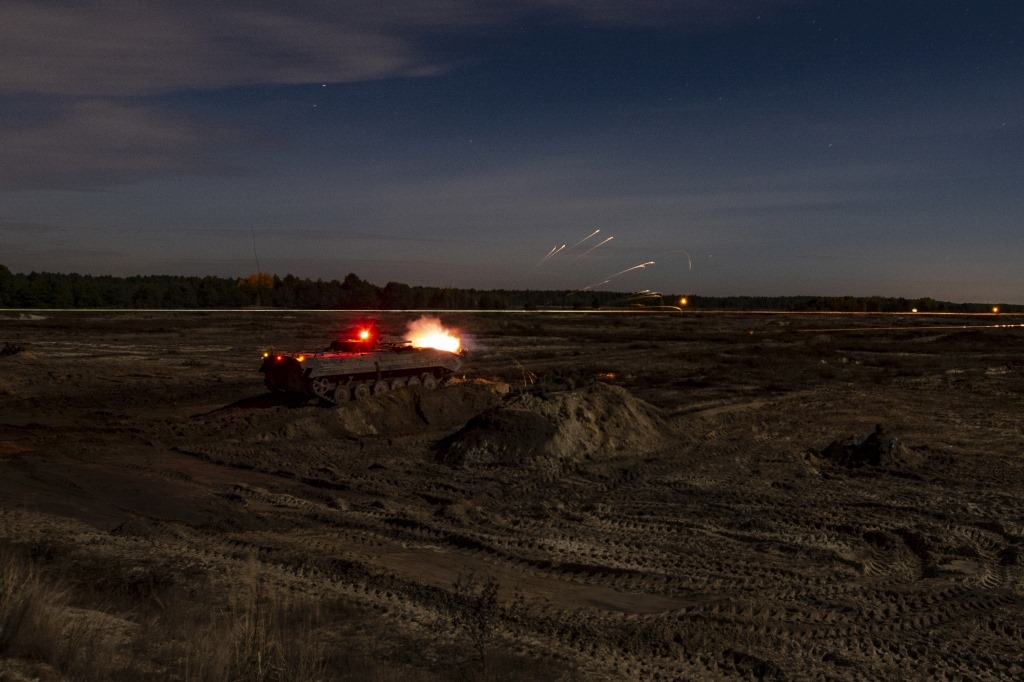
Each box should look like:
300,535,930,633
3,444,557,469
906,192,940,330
818,424,920,468
173,384,505,475
0,352,35,397
1,341,25,357
182,384,503,446
436,382,671,473
332,383,503,437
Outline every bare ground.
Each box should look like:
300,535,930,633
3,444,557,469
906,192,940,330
1,310,1023,680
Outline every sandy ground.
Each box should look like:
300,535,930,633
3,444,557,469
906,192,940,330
1,310,1023,680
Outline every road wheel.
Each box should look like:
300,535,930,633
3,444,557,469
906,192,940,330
373,380,389,396
333,384,350,403
353,383,371,401
312,377,332,400
421,374,437,390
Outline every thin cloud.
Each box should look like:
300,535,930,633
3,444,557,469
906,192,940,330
0,0,804,190
0,1,803,97
0,99,239,189
0,2,428,96
0,219,68,235
176,226,464,244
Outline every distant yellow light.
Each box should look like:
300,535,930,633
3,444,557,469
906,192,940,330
911,308,918,313
679,297,688,306
296,355,306,362
992,306,999,314
262,351,269,358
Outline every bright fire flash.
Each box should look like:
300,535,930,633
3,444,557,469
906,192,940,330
405,316,461,353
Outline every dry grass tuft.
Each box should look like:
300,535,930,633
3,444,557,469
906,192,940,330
0,545,114,680
159,563,327,682
3,543,575,681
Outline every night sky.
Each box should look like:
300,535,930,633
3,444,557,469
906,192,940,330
1,1,1021,302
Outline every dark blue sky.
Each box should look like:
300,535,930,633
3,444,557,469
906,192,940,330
1,1,1021,302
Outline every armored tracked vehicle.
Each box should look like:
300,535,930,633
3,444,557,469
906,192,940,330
260,325,464,404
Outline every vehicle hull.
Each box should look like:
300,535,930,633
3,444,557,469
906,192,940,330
260,345,463,403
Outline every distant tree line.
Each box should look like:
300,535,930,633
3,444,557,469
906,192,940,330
0,264,1017,312
682,294,1018,313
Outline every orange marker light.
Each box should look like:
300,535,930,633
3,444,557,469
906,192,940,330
297,355,306,362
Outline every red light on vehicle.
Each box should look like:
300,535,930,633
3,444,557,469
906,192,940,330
359,329,371,341
275,355,282,362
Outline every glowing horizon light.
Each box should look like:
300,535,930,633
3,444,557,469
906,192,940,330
992,306,1000,313
405,315,461,352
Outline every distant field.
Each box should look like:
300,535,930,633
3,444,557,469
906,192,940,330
1,311,1023,680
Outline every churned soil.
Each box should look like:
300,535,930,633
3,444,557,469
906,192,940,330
1,310,1023,680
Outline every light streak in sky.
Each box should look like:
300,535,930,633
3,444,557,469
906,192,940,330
616,290,663,303
607,261,655,280
570,229,601,249
535,244,565,267
578,236,614,257
580,261,655,291
664,248,692,270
